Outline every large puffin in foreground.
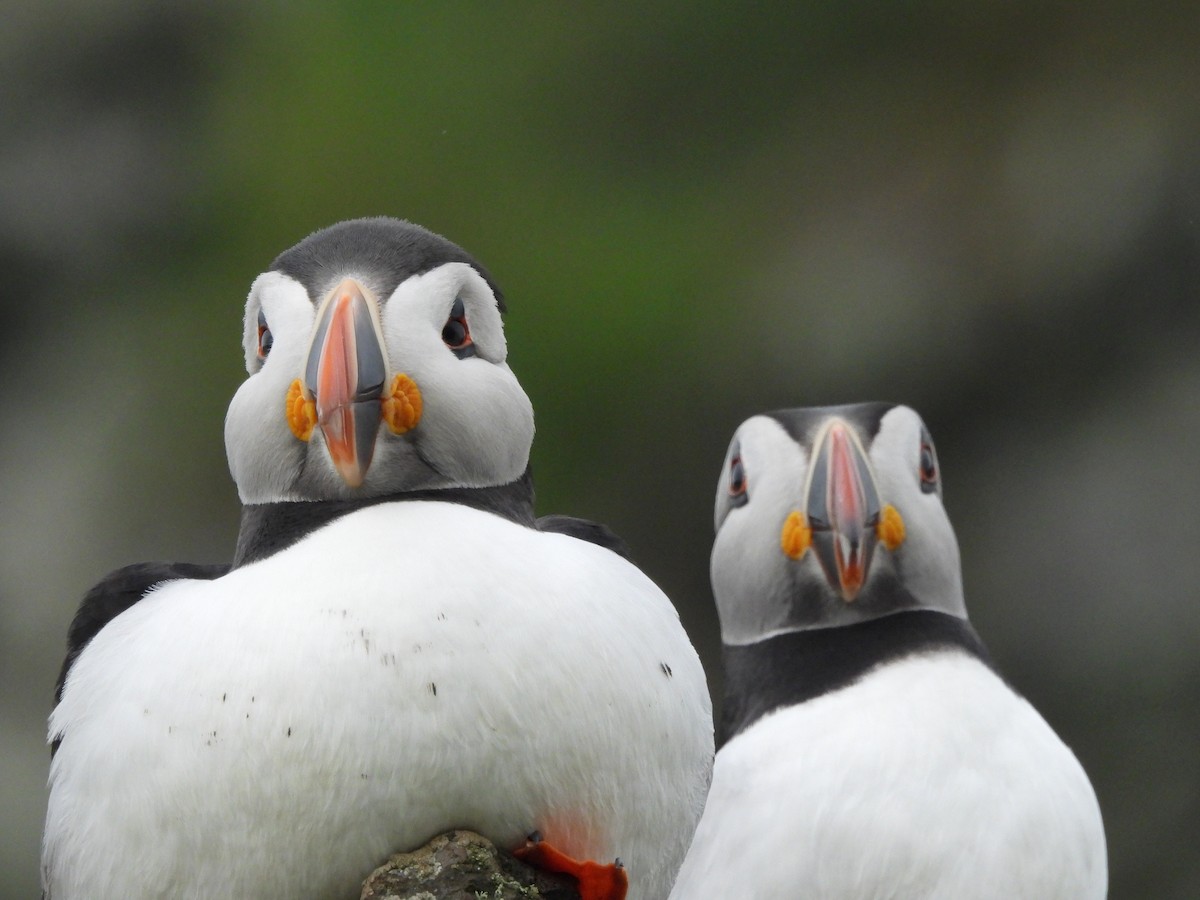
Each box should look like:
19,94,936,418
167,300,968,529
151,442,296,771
669,403,1106,899
43,218,713,900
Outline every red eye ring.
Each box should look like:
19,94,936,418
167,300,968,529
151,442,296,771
919,440,939,492
729,455,747,497
256,310,273,360
442,316,472,350
442,296,476,357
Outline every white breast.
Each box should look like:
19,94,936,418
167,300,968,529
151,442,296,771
45,502,713,900
670,652,1106,899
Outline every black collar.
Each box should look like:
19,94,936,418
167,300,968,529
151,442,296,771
719,609,995,746
232,470,536,567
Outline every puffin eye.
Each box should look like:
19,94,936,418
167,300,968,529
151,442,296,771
256,309,273,360
442,296,476,359
729,454,749,506
919,437,939,494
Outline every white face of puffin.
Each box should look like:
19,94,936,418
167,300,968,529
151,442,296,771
711,404,966,645
224,260,534,503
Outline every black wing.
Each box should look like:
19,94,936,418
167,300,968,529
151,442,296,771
54,561,230,708
536,514,632,560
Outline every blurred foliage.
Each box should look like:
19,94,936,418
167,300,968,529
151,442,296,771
3,2,1199,897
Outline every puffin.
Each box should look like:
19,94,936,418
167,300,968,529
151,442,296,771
668,403,1106,899
42,217,713,900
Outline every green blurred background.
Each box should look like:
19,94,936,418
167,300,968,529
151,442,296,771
2,2,1198,896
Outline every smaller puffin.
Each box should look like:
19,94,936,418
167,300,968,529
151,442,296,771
669,403,1107,899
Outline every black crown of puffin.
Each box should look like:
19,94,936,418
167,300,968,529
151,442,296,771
283,277,424,488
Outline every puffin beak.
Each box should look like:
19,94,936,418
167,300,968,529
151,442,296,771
805,420,883,601
304,279,387,488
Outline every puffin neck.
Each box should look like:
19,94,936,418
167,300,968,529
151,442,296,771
232,469,536,568
718,609,994,747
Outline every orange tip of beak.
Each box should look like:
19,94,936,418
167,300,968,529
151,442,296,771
286,379,317,441
836,551,866,601
382,373,423,435
877,503,906,550
781,510,812,560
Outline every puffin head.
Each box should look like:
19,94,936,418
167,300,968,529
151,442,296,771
711,403,965,645
224,218,535,503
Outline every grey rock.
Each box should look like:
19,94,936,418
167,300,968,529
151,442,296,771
360,830,581,900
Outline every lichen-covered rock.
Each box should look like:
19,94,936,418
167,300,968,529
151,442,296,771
360,830,581,900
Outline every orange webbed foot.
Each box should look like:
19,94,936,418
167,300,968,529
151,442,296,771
513,831,628,900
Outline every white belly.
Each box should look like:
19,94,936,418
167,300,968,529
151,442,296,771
670,652,1106,899
45,502,713,900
